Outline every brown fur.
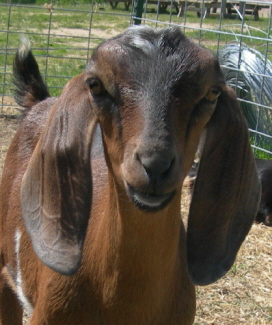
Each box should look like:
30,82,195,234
0,27,260,325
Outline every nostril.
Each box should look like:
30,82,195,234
161,157,175,178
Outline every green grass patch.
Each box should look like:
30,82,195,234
0,2,271,117
0,3,133,97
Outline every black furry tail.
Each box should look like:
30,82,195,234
13,36,50,110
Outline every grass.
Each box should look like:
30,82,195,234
0,3,271,95
0,2,271,157
0,3,132,99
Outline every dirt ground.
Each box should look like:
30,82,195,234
0,118,19,173
0,117,271,324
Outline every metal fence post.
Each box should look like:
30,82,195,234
134,0,144,25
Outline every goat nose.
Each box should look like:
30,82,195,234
137,152,175,181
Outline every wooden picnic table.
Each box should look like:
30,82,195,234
224,0,270,20
108,0,270,20
108,0,179,12
178,0,270,20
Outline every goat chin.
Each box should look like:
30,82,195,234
0,26,260,325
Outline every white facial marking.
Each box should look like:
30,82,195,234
15,229,34,315
127,26,155,56
130,35,155,56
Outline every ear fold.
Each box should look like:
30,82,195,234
187,86,261,285
21,74,97,275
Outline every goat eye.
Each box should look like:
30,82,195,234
86,77,104,96
204,87,221,102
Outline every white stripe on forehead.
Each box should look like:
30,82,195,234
126,26,157,56
128,35,155,56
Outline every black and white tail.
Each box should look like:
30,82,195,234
13,36,50,110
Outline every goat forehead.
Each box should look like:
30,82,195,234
93,29,216,82
122,26,188,54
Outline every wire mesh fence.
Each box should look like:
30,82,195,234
0,1,133,114
0,0,271,157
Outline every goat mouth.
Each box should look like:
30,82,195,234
126,183,175,212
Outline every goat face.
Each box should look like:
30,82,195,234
84,27,225,211
20,26,260,283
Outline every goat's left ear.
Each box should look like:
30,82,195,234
21,74,97,275
187,86,261,285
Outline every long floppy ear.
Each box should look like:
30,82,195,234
21,74,97,275
187,86,261,285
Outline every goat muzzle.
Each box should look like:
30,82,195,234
126,182,176,212
122,148,182,211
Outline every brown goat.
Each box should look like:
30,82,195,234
0,27,260,325
255,158,272,226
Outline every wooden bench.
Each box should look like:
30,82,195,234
107,0,270,20
224,1,270,20
178,0,270,20
178,1,221,18
108,0,131,10
108,0,179,13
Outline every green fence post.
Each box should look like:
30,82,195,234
134,0,144,25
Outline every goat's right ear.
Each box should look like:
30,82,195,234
21,74,97,275
187,86,260,285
